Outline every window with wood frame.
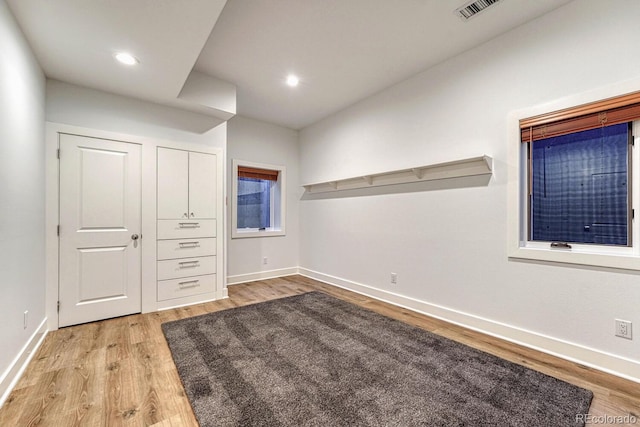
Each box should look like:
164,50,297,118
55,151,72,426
232,160,286,238
520,91,640,248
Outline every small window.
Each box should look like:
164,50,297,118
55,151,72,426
530,123,631,246
232,160,285,238
237,177,272,229
509,89,640,270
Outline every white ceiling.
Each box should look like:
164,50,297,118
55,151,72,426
5,0,227,113
7,0,573,130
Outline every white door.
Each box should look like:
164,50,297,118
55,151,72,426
58,134,142,327
188,152,217,219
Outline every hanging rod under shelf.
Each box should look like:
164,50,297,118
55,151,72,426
302,155,492,194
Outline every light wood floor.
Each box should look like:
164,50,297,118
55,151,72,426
1,275,638,426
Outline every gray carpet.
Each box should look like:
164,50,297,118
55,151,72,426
162,292,593,426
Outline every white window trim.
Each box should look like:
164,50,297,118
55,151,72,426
507,84,640,271
231,159,286,239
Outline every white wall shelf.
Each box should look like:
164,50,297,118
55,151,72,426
302,155,492,194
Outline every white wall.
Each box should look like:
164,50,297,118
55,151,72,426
227,116,300,282
299,0,640,380
0,0,46,394
46,80,226,148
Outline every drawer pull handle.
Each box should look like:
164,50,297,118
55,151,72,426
178,280,200,288
178,241,200,248
178,222,200,228
178,260,200,268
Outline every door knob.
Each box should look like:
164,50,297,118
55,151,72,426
131,234,139,240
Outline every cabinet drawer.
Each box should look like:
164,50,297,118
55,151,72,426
157,238,216,260
157,219,216,239
157,256,216,280
157,274,215,301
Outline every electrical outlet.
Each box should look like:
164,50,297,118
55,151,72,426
615,319,632,340
390,273,397,285
263,257,268,265
23,310,28,329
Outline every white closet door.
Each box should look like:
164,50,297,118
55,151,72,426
58,134,141,327
188,152,217,219
157,148,189,219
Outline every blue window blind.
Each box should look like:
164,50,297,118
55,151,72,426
237,177,271,229
531,122,630,246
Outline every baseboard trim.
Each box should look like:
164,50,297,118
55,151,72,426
298,267,640,384
0,317,48,406
227,267,299,285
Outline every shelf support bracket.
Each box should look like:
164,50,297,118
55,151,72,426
482,155,493,171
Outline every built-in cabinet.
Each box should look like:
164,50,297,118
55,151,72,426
157,148,217,219
156,147,219,305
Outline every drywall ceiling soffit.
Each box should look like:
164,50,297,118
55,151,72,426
178,70,236,120
195,0,574,129
5,0,235,124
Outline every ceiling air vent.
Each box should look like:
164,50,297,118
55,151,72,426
455,0,501,20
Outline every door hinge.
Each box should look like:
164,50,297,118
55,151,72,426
633,209,635,220
57,225,60,236
57,148,60,159
57,301,60,313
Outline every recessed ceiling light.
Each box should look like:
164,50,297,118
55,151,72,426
114,52,139,66
286,74,299,87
